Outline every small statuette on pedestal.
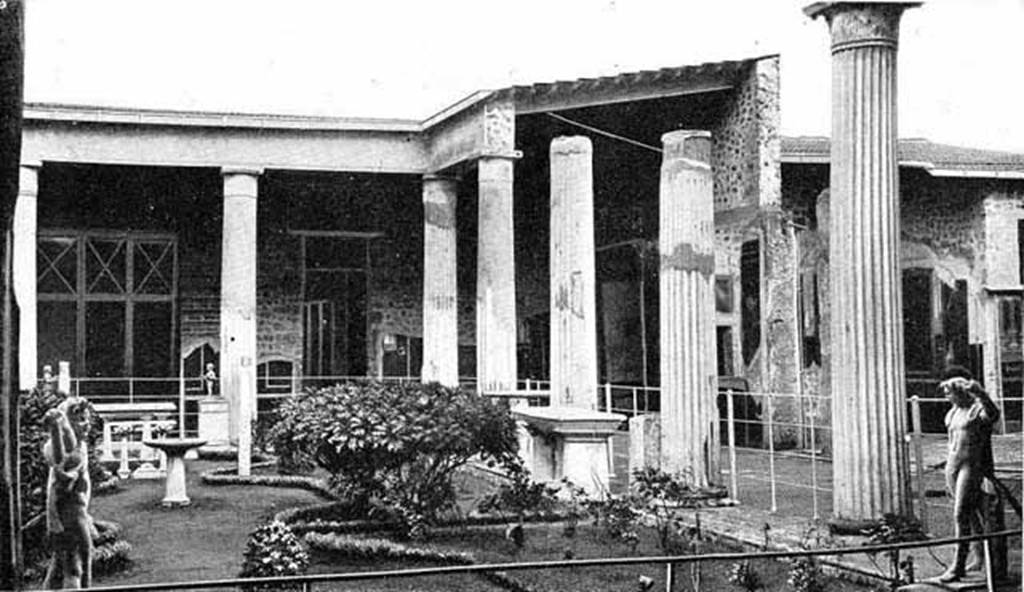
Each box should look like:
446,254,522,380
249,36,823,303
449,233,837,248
203,362,218,397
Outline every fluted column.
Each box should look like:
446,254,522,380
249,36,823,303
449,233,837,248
421,174,459,387
220,166,260,476
658,131,719,487
476,155,518,393
806,1,920,523
549,137,597,408
13,162,39,390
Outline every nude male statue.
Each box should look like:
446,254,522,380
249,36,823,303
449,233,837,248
938,376,1001,583
42,396,94,590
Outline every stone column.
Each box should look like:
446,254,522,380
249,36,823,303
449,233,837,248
549,136,597,408
13,162,39,390
806,1,920,524
476,155,518,393
658,130,719,487
220,167,260,476
421,174,459,387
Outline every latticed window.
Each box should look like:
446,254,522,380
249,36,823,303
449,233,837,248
37,231,177,392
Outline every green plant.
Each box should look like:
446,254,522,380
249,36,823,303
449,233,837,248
863,513,926,589
476,459,560,549
787,556,825,592
271,381,518,538
239,520,309,591
630,467,704,554
728,560,764,591
589,494,641,551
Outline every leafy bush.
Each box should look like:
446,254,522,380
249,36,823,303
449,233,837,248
787,556,825,592
271,381,518,537
727,560,764,591
239,521,309,591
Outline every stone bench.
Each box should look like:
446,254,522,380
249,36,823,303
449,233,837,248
93,402,177,469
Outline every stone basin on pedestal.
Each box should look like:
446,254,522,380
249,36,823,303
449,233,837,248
511,406,625,496
143,438,207,507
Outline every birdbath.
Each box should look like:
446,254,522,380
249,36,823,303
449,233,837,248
142,438,207,507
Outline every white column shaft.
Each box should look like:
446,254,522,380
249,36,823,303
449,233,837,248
14,163,39,390
421,175,459,387
808,2,918,521
549,136,597,408
476,156,517,392
658,131,719,487
221,168,259,476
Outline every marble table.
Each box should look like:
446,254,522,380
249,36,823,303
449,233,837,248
142,438,207,507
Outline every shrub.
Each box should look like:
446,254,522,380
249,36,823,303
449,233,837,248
271,381,518,537
239,521,309,591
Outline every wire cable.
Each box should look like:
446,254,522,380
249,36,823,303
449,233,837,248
545,112,663,154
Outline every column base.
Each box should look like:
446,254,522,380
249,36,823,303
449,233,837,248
198,398,230,448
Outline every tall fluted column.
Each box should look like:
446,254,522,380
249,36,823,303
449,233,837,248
476,155,518,393
549,137,597,408
220,167,260,476
13,162,39,390
421,174,459,387
658,131,719,487
806,1,920,523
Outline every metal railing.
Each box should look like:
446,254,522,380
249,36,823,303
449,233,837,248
77,529,1022,592
61,373,1024,530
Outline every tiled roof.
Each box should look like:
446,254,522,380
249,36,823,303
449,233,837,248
498,55,776,115
783,136,1024,178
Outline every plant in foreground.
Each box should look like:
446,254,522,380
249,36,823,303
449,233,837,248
239,521,309,592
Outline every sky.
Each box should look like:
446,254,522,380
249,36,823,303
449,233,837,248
22,0,1024,153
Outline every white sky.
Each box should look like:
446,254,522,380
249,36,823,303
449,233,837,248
23,0,1024,152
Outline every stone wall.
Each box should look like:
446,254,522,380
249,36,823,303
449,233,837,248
712,56,781,211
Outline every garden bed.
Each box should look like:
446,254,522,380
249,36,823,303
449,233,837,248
302,521,875,592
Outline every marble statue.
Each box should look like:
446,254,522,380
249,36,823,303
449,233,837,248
937,376,1002,583
42,396,94,590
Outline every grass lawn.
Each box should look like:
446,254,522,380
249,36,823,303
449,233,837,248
88,460,324,587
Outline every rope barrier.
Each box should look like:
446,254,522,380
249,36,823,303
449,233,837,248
82,529,1022,592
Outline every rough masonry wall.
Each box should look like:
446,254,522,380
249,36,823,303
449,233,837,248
711,57,781,211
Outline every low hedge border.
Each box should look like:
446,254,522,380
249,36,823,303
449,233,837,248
304,531,533,592
200,463,337,499
279,499,572,537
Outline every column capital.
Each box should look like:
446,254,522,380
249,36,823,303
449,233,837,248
423,173,459,183
805,2,922,53
477,149,523,162
661,130,711,166
550,136,592,156
220,165,264,177
19,162,41,194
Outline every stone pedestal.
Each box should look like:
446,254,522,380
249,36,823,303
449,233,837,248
806,1,920,522
628,413,661,480
512,406,624,496
421,175,459,387
658,130,719,487
14,163,39,390
549,136,597,408
476,155,518,393
198,398,230,448
144,438,206,507
220,167,260,476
